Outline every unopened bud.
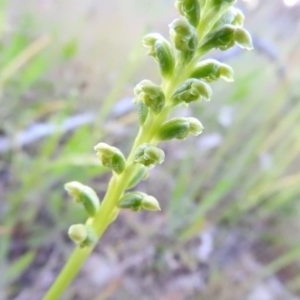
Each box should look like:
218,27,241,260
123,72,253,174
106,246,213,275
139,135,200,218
134,143,165,166
118,192,161,212
134,80,165,114
171,78,212,104
118,192,143,211
214,7,244,29
200,25,236,52
68,224,97,248
141,195,161,211
191,59,234,82
64,181,100,217
200,25,253,53
175,0,200,27
187,117,204,136
234,27,253,50
94,143,126,174
142,33,175,78
169,18,197,62
157,118,190,141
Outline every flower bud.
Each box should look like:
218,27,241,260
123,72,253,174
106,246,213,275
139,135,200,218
127,165,149,189
187,117,204,136
134,80,165,114
141,195,161,211
142,33,175,78
137,100,149,125
118,191,161,212
118,192,143,211
169,18,197,62
234,27,253,50
134,143,165,166
64,181,100,217
157,118,190,141
175,0,200,27
200,25,236,52
213,7,244,29
68,224,97,248
190,59,234,82
199,25,253,53
171,78,212,104
94,143,126,174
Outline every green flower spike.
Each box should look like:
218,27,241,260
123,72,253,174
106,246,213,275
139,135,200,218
94,143,126,174
64,181,100,217
142,33,175,78
134,80,165,114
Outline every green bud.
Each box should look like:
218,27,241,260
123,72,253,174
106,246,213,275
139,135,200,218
187,117,204,136
118,191,161,212
157,118,190,141
199,25,253,53
234,27,253,50
127,165,149,189
137,99,149,125
94,143,126,174
68,224,87,244
175,0,200,27
68,224,97,248
200,25,236,52
157,117,204,141
118,192,143,211
190,59,234,82
134,80,165,114
171,78,212,104
141,195,161,211
213,7,244,29
134,143,165,166
169,18,197,62
142,33,175,78
64,181,100,217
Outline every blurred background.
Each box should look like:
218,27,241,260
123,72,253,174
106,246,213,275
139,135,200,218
0,0,300,299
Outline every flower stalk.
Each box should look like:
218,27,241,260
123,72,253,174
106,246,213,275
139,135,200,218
44,1,252,298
